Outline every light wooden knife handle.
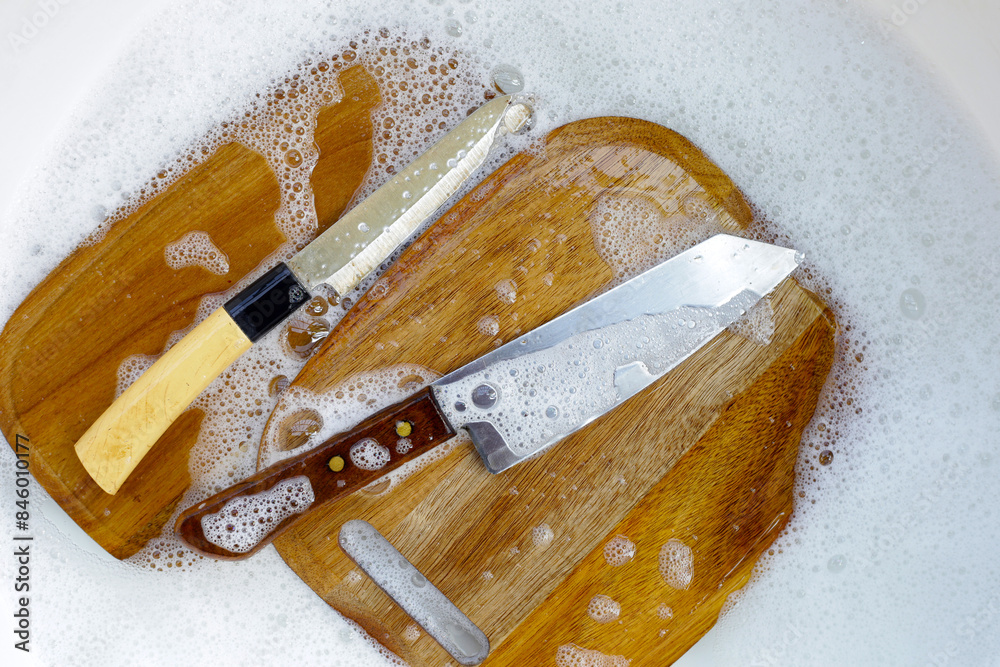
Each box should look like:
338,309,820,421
75,262,311,495
175,387,454,559
74,307,252,494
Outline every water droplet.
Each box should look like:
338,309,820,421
827,554,847,573
444,19,463,37
454,400,467,412
819,450,834,465
304,296,328,316
358,222,370,233
472,383,499,409
268,375,290,397
491,64,524,93
900,288,926,319
545,405,560,419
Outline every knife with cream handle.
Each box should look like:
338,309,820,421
175,234,801,559
75,95,532,495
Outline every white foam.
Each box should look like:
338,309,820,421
659,539,694,590
587,594,622,624
532,523,555,548
556,644,631,667
602,535,636,567
1,0,999,665
201,475,315,554
163,230,230,275
349,438,391,471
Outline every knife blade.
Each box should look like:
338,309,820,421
74,95,532,495
175,234,801,559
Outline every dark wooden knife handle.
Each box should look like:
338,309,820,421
175,387,454,559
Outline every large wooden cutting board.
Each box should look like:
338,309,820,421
261,119,836,665
0,48,835,664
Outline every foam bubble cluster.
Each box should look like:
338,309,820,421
349,438,391,471
556,644,631,667
589,191,729,282
658,539,694,590
494,279,518,305
587,594,621,623
532,523,554,548
602,535,636,567
163,230,230,275
200,476,315,554
727,297,775,346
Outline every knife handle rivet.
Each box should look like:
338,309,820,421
328,456,346,473
395,420,413,437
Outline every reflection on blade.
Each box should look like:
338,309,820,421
431,235,800,473
288,95,532,295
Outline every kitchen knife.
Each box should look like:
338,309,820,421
74,95,532,495
175,234,801,559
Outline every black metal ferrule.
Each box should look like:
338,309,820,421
224,262,310,342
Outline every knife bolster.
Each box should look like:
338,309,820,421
224,262,310,342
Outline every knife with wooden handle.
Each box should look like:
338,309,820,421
75,95,532,495
176,235,801,559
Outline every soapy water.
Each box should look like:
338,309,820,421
201,475,316,554
587,594,622,623
603,535,636,567
436,295,762,459
658,539,694,591
338,520,488,663
0,0,998,665
556,644,631,667
163,230,231,275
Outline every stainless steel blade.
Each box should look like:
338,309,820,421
339,520,490,665
430,234,801,473
287,94,531,296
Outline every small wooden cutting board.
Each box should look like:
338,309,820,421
260,118,835,665
0,64,382,557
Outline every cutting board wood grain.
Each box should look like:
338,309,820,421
261,117,835,665
0,64,381,558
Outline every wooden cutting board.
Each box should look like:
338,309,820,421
0,53,836,664
260,119,836,665
0,63,383,558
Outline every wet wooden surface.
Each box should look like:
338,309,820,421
0,64,380,558
0,50,834,664
262,117,836,666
